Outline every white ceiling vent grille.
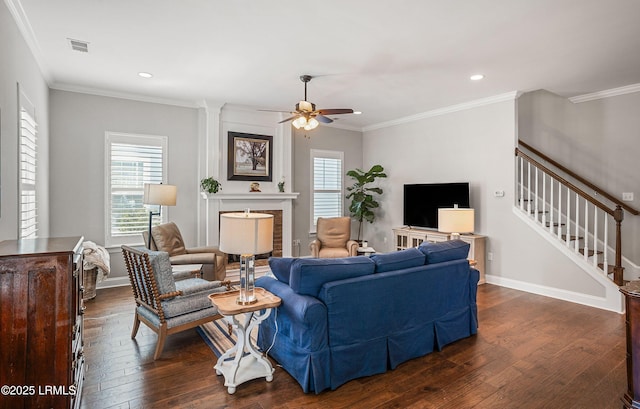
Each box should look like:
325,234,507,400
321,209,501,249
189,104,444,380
68,38,89,53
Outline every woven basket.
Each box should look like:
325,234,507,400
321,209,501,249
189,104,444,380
83,267,98,300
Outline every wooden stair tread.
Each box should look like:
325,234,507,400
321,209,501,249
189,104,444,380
561,234,583,241
546,222,566,227
579,248,603,257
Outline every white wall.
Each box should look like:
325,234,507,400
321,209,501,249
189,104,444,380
518,89,640,266
0,1,50,240
292,126,363,256
49,90,200,283
363,98,606,302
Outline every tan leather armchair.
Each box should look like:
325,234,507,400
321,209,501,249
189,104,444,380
143,222,227,281
309,217,359,258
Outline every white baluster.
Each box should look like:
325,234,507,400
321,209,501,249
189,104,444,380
547,176,552,232
556,180,562,239
527,162,531,214
583,200,589,260
534,167,539,221
566,186,571,246
519,157,524,210
575,193,580,253
542,172,546,226
593,206,598,267
603,213,609,276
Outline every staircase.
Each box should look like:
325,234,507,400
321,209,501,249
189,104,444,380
514,141,639,311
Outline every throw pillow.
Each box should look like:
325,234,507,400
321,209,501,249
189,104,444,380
268,257,296,284
418,240,470,264
370,248,425,273
289,257,375,297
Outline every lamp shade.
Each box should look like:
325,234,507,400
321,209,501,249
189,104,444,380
143,184,177,206
438,208,474,234
219,212,274,255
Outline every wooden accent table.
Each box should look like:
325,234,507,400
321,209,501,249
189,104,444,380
208,287,281,394
621,281,640,408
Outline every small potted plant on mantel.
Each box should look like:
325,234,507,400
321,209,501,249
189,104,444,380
200,177,221,196
346,164,387,244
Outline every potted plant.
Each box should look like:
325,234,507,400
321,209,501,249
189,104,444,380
346,164,387,243
200,177,221,194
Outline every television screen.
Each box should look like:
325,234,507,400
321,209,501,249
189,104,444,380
403,183,470,229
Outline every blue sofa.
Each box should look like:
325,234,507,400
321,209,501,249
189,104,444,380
255,239,479,393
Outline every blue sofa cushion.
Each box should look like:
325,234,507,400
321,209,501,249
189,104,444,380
370,248,425,273
419,239,470,264
268,257,296,284
289,257,375,297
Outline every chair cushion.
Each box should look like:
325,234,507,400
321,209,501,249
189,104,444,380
370,248,426,273
318,247,350,258
269,257,296,284
317,217,351,248
160,278,228,318
418,240,470,264
151,222,187,256
289,257,375,297
144,250,177,294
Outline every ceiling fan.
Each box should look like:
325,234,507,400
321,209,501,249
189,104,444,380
265,75,355,130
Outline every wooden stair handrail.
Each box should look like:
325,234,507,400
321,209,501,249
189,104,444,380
516,147,615,216
518,140,639,216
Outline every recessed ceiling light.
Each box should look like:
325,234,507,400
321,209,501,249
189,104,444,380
353,111,362,115
138,72,153,79
470,74,484,81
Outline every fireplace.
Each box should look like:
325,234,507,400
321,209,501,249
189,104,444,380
220,209,283,268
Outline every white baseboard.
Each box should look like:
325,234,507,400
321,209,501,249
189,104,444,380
96,276,130,289
485,274,624,314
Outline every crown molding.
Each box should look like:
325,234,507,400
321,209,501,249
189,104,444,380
50,82,201,108
5,0,52,83
569,83,640,104
362,91,521,132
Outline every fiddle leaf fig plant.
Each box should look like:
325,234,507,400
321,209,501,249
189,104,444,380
346,164,387,242
200,177,221,194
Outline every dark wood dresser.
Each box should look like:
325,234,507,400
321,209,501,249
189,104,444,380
0,237,85,409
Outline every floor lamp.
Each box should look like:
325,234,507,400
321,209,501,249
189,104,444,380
219,210,274,305
438,205,475,240
143,183,177,249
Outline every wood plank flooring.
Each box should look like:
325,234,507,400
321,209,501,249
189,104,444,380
80,284,627,409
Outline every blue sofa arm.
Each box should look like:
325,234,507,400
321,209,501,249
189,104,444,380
256,276,328,351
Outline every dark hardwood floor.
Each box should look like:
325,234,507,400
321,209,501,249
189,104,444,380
80,284,627,409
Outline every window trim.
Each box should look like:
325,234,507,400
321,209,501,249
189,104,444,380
104,131,169,247
309,149,344,234
18,91,38,239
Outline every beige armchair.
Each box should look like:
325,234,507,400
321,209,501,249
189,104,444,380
143,222,227,281
309,217,359,258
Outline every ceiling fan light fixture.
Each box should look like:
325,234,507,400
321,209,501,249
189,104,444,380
304,117,319,130
292,116,308,129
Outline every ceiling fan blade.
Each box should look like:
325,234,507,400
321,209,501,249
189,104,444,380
278,115,299,123
317,108,354,115
316,115,333,124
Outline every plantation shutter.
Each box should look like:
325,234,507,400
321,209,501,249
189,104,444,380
106,133,167,246
19,107,38,239
311,150,344,231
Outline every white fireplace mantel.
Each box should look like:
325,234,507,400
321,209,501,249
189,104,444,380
201,192,299,256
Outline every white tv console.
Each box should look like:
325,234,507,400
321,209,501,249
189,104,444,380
392,226,486,284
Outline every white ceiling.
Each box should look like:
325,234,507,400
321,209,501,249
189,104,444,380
10,0,640,130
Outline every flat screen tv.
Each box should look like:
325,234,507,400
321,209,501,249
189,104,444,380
403,183,470,229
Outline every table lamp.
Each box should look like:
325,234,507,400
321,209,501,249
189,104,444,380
438,205,474,240
143,183,177,248
219,210,274,305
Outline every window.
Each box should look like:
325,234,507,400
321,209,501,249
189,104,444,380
310,149,344,232
105,132,168,247
19,103,38,239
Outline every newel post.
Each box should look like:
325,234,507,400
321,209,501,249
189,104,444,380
614,205,625,286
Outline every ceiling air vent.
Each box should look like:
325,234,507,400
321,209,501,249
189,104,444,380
68,38,89,53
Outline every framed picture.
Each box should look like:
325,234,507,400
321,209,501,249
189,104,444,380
227,131,273,181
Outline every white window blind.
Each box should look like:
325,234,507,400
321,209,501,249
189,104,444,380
311,149,344,232
105,133,167,246
19,107,38,239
